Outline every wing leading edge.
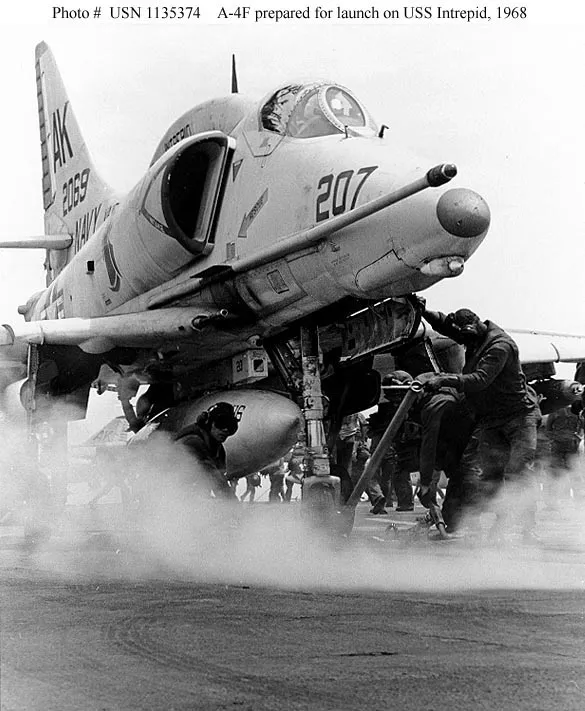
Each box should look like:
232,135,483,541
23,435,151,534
0,307,229,354
508,329,585,365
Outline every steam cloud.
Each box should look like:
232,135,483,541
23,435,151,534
2,413,585,593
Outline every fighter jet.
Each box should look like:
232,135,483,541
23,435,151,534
0,42,496,515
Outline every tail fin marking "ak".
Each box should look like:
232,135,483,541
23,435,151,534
35,42,116,238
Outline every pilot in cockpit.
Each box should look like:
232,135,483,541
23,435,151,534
288,91,335,138
260,82,375,140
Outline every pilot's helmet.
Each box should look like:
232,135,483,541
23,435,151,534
199,402,239,435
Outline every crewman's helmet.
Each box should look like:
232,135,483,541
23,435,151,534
445,308,483,344
202,402,239,435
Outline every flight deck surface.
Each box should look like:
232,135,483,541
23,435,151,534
2,500,584,711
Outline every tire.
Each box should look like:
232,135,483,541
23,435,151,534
302,482,339,533
304,480,335,514
303,482,357,539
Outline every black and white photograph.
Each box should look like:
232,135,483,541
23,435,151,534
1,3,584,709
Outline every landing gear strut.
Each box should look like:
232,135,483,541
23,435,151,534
265,326,343,531
298,326,341,529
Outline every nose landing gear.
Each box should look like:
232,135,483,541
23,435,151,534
297,326,342,530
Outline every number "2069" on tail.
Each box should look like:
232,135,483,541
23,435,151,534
315,166,377,222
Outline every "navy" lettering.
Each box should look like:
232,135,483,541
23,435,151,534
74,204,102,251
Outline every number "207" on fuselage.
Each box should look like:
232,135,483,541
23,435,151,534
315,166,378,222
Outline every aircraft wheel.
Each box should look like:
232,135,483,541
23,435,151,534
302,482,338,530
302,482,357,540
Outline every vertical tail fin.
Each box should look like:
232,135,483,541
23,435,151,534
35,42,115,236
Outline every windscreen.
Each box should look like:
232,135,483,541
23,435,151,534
260,82,376,138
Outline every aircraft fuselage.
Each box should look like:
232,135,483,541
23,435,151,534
26,82,489,365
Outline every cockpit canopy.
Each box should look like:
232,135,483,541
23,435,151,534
260,81,377,139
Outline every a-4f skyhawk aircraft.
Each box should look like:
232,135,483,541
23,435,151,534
1,42,580,530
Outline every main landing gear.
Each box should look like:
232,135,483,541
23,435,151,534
17,345,74,549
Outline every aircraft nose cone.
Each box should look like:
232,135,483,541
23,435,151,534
436,188,490,238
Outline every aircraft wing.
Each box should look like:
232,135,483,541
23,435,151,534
0,307,229,353
507,329,585,365
3,290,585,369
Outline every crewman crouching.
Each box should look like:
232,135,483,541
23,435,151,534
174,402,240,500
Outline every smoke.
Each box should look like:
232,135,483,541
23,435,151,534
0,418,33,525
2,418,585,593
2,373,582,594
